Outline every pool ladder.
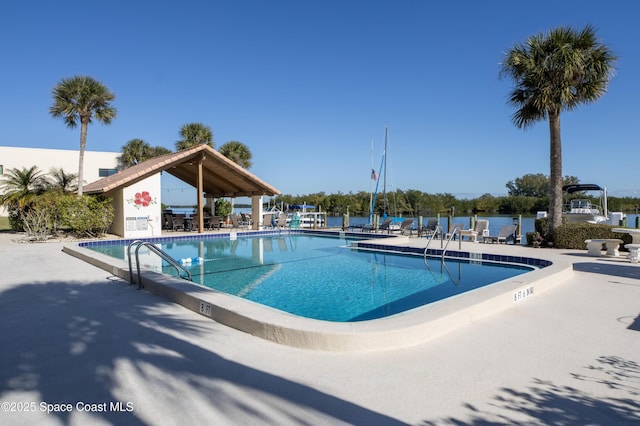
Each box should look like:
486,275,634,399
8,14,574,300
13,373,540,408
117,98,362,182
423,225,461,260
423,225,462,285
127,240,192,289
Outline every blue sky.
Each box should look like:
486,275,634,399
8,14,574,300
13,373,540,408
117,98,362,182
1,1,638,205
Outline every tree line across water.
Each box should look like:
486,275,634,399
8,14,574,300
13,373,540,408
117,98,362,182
262,173,640,217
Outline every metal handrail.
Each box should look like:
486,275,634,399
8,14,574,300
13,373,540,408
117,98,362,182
423,256,461,286
423,226,462,284
441,227,461,258
423,225,443,257
127,240,192,289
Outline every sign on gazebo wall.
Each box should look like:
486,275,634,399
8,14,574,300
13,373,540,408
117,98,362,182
121,175,162,238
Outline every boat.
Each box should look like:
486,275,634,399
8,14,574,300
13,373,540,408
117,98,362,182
562,184,609,224
261,203,326,229
286,204,326,228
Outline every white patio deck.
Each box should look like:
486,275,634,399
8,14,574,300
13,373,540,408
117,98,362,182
0,231,638,425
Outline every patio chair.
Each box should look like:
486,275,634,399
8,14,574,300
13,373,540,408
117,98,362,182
484,224,517,244
263,213,275,229
230,214,248,230
276,212,288,229
459,219,489,242
166,214,185,231
208,216,222,230
240,213,252,227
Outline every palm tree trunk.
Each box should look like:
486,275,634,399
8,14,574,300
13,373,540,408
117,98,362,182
547,110,563,237
77,119,88,196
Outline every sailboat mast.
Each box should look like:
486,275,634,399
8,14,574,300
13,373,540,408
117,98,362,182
369,138,374,224
383,126,388,218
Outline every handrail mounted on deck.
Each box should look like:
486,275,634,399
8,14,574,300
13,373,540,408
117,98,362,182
127,240,192,289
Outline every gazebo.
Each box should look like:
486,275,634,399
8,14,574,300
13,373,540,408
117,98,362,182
83,144,280,238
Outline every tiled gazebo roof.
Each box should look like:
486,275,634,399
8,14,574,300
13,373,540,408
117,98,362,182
83,144,280,197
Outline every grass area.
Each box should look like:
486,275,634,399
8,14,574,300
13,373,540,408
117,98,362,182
0,216,11,231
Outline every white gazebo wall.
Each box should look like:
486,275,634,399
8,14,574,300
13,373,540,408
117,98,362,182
114,174,162,238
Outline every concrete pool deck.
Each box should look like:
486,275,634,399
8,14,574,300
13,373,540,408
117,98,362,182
1,231,639,424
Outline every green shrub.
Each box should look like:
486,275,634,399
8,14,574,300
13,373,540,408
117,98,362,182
58,195,114,237
7,192,61,235
534,217,549,235
8,209,24,231
215,198,232,219
551,222,632,249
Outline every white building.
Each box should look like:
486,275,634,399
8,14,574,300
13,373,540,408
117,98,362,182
2,145,281,238
0,146,122,215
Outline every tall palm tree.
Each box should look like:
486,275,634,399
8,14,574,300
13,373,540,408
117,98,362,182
50,75,117,195
500,25,616,236
0,166,47,209
176,123,214,151
121,138,153,167
48,167,78,193
219,140,252,168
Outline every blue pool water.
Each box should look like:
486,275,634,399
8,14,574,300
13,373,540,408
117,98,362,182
87,233,533,322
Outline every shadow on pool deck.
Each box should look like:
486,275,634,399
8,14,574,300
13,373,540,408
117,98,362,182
421,355,640,425
573,261,640,281
2,232,640,425
0,278,404,425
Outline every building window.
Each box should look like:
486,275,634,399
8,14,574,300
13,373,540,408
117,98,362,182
99,168,117,177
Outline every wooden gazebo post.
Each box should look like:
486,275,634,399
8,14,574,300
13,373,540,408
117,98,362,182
197,152,204,233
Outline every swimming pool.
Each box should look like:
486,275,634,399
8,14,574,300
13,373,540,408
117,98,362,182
86,232,533,322
67,230,569,350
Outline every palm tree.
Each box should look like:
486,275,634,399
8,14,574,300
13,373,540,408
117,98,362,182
0,166,47,209
121,138,153,167
219,140,252,168
150,146,172,157
50,75,117,195
176,123,214,151
500,25,616,236
48,167,78,193
122,139,172,167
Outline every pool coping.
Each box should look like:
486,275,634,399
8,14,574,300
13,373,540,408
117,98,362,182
62,230,574,352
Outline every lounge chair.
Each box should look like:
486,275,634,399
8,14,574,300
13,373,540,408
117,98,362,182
459,219,489,242
446,223,466,240
398,218,415,236
378,217,394,233
484,224,517,244
419,218,439,238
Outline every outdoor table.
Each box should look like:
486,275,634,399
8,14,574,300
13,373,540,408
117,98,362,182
612,228,640,244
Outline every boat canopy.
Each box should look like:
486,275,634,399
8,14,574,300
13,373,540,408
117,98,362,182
562,184,604,194
289,204,315,210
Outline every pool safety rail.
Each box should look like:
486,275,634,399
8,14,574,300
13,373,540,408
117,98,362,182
423,225,465,260
127,240,192,289
423,224,444,257
422,225,463,284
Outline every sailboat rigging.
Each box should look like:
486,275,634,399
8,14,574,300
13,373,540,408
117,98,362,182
369,126,389,224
